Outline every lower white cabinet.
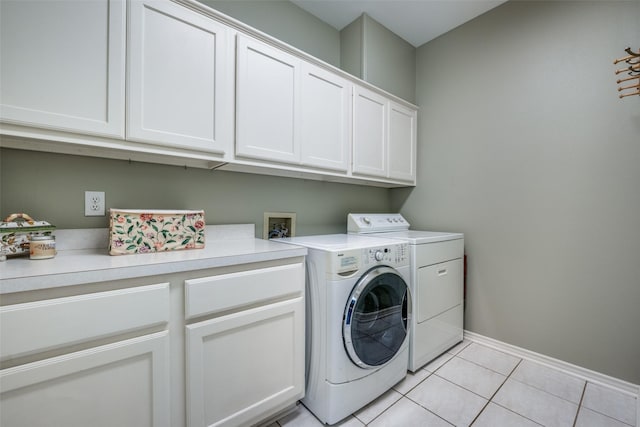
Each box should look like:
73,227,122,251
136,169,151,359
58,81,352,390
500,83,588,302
0,257,305,427
0,283,171,427
0,332,170,427
184,262,305,427
186,299,304,427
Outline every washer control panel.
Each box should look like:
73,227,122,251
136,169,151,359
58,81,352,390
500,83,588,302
347,213,410,233
364,245,409,265
329,243,409,276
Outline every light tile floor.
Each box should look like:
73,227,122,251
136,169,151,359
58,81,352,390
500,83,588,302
270,340,638,427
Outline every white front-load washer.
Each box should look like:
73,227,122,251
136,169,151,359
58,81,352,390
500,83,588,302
348,214,465,372
281,234,411,425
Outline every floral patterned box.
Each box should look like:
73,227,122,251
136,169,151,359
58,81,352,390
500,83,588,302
109,209,205,256
1,213,56,258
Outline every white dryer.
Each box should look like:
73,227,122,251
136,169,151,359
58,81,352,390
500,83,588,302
348,214,464,372
282,234,411,425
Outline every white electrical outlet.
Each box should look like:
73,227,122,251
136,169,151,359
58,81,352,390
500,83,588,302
85,191,106,216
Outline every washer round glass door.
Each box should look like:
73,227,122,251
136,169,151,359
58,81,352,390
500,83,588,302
343,266,410,368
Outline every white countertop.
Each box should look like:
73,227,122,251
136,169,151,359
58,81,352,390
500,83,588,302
0,225,307,294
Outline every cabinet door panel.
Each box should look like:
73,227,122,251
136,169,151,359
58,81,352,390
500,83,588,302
236,35,300,164
128,0,233,154
352,86,387,177
388,102,417,182
0,332,170,427
187,298,304,427
300,63,351,171
0,0,125,137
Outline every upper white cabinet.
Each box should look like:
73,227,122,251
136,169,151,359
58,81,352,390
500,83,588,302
128,0,234,154
0,0,125,137
353,86,388,178
300,62,351,172
353,86,417,183
388,101,417,182
0,0,416,186
236,35,301,164
236,35,351,172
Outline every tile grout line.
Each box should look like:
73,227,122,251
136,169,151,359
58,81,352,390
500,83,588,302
357,390,403,426
507,373,585,407
397,355,459,427
572,382,587,427
468,357,524,426
576,382,637,427
401,393,456,427
456,353,516,377
343,348,464,426
456,342,523,377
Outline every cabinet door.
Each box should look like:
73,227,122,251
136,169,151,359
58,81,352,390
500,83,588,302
0,0,125,137
0,332,170,427
300,63,351,172
186,298,304,427
352,86,387,178
388,102,417,182
128,0,233,154
236,35,301,164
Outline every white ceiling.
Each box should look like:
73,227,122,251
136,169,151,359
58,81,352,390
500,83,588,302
290,0,508,47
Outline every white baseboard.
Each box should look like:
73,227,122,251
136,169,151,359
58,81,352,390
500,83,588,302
463,330,640,399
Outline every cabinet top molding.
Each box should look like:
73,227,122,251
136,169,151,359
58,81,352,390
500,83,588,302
173,0,418,110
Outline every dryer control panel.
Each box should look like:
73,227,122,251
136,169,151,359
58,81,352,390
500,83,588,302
347,213,410,233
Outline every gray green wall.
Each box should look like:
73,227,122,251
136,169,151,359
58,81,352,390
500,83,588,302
0,149,390,237
393,1,640,383
340,14,416,103
360,14,416,103
201,0,341,67
339,16,363,79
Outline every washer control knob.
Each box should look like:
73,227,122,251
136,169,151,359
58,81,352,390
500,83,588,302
362,217,371,225
374,250,384,261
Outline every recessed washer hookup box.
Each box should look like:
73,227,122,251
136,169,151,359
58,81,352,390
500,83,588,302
109,209,205,255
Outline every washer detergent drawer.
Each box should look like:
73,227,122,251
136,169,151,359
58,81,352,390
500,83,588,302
416,258,463,324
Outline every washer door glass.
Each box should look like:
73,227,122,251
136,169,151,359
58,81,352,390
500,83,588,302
343,266,410,368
